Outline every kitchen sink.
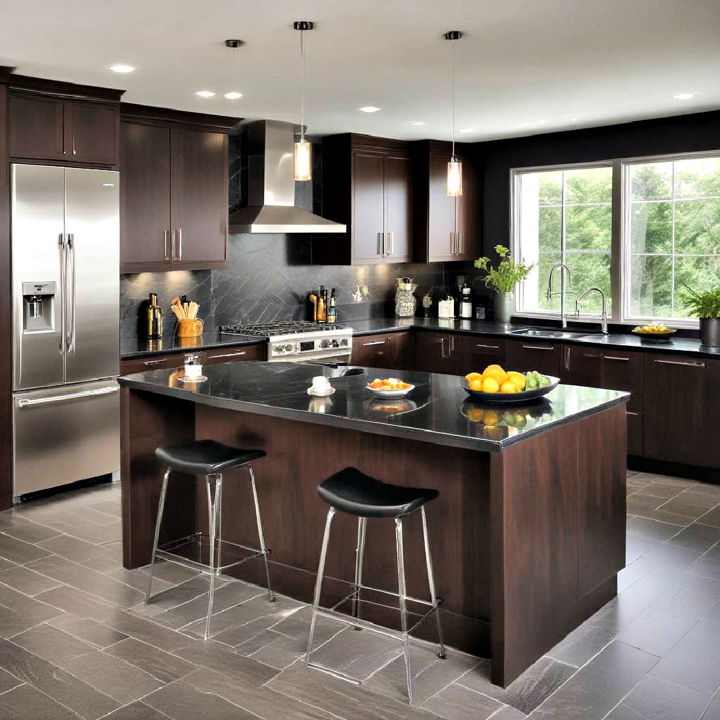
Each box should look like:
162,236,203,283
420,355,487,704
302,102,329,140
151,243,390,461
509,328,591,339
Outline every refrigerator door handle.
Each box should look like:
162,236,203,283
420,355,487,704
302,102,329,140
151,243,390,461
66,234,77,355
17,384,119,408
59,233,67,354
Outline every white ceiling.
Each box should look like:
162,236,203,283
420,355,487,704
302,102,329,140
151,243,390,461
1,0,719,142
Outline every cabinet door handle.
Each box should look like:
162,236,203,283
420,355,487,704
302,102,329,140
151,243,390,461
476,343,500,349
449,232,456,255
522,344,555,351
209,350,247,359
626,411,640,416
386,232,393,257
439,337,446,359
163,230,171,261
72,135,77,156
362,340,386,347
457,232,463,255
177,228,183,260
654,359,705,368
582,353,603,358
377,232,384,257
603,355,630,362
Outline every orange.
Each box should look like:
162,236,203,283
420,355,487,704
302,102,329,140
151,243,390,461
483,364,505,375
500,380,518,393
507,371,526,391
465,372,483,383
469,378,484,392
485,368,508,384
481,377,500,393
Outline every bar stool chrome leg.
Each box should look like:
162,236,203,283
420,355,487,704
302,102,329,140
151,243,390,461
421,507,446,659
351,517,367,628
145,467,171,605
395,517,413,704
306,508,336,665
204,473,223,640
248,466,275,602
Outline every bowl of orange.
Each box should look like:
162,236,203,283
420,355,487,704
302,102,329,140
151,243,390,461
461,364,559,404
367,377,415,398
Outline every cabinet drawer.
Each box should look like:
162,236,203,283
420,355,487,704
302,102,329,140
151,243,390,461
121,354,185,375
351,334,393,368
506,339,562,377
626,410,643,456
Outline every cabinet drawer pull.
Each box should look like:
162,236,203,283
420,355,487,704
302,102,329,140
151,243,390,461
362,340,386,347
582,353,602,359
163,230,171,261
626,411,640,416
654,359,705,368
476,343,500,349
604,355,630,362
209,351,247,359
522,344,555,351
177,228,183,260
143,358,170,366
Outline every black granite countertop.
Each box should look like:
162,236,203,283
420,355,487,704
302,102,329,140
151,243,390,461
121,317,720,360
118,361,628,453
341,317,720,358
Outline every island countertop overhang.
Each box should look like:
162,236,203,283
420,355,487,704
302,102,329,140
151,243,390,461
117,361,629,453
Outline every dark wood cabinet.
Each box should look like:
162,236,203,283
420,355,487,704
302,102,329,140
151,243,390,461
315,134,412,265
414,331,465,374
120,106,236,272
455,335,507,376
412,141,481,262
120,343,265,375
351,332,413,370
643,354,720,468
9,93,118,165
506,339,562,377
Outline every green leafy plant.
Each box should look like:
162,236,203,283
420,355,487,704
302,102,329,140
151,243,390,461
474,245,534,293
682,285,720,318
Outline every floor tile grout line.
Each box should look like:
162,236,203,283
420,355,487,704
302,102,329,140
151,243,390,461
4,681,88,720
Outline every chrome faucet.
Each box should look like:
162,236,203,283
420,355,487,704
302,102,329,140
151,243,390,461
575,287,608,334
546,262,573,328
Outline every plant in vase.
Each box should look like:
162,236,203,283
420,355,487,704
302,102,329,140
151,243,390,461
682,285,720,347
474,245,534,324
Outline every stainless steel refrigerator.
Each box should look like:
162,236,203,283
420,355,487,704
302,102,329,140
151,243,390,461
11,164,120,499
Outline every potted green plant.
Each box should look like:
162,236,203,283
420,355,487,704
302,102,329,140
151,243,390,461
682,285,720,347
474,245,534,324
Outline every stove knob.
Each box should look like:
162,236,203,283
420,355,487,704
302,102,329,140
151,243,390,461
320,339,330,349
331,339,339,348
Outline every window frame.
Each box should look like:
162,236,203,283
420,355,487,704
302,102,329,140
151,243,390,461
510,161,617,323
510,150,720,329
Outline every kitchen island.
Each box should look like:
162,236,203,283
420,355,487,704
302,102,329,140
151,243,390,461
119,362,628,686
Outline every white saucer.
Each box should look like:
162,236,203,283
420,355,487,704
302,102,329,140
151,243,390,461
179,374,208,383
307,386,335,397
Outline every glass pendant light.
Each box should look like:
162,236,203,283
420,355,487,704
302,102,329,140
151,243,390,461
293,21,313,181
445,30,463,196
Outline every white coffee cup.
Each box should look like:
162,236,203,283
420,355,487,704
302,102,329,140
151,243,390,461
311,376,331,393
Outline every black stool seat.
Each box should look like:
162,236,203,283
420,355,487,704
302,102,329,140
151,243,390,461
318,467,438,518
155,440,266,476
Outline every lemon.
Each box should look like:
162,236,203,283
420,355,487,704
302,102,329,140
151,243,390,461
465,372,483,383
483,410,501,426
483,364,504,375
507,371,526,390
500,380,518,393
482,377,500,393
469,378,484,392
467,407,484,423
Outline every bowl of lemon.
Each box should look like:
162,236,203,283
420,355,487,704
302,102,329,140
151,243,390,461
631,323,676,342
461,364,559,404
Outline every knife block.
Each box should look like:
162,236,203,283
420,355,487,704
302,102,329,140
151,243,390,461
175,318,204,338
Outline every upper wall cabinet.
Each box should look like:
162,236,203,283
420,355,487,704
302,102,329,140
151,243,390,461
412,140,481,262
313,134,412,265
9,91,120,166
120,105,238,273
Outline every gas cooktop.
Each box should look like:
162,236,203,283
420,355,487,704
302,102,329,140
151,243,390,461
220,321,344,338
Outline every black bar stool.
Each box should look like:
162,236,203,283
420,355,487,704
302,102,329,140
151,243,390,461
146,439,275,639
305,467,445,703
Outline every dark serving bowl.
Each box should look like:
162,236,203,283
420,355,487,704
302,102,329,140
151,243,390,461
460,376,560,404
631,328,677,342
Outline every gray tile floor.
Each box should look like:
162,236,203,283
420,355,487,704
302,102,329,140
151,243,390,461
0,471,719,719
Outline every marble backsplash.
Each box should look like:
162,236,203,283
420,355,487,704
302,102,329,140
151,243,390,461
119,234,471,341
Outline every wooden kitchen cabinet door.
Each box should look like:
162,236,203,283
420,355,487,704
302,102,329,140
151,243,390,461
383,153,412,262
170,128,228,265
121,121,172,268
455,335,506,375
9,94,65,160
643,354,720,468
506,339,562,377
352,150,386,262
65,101,118,165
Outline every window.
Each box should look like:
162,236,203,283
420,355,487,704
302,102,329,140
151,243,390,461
513,165,613,317
624,156,720,321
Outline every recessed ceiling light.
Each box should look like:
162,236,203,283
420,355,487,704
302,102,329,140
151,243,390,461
108,64,135,73
459,128,475,133
409,121,426,126
569,117,579,123
359,106,381,113
224,91,243,100
673,92,695,100
196,90,216,98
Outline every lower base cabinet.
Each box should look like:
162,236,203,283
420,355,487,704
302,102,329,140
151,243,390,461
351,331,414,369
506,339,562,377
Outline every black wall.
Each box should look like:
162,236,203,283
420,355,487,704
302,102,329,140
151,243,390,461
476,109,720,255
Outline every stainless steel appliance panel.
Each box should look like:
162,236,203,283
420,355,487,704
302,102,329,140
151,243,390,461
13,379,120,496
12,164,66,390
64,168,120,383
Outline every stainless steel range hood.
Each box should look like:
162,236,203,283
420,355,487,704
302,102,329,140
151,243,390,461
229,120,346,234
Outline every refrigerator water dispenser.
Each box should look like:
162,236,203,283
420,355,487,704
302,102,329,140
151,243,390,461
22,281,55,333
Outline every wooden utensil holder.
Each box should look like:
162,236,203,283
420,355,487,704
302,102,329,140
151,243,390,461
176,318,204,338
